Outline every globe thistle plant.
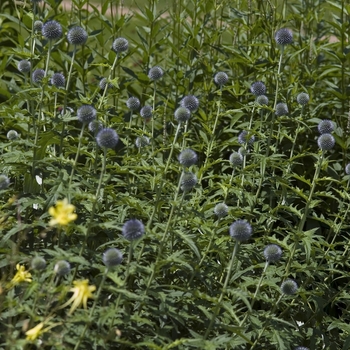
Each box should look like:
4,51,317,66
0,175,10,190
51,72,66,88
54,260,71,276
135,136,150,148
229,219,253,242
214,203,229,218
317,133,335,151
112,37,129,53
103,248,123,267
345,163,350,175
67,26,88,46
238,130,255,145
181,171,197,192
77,105,97,124
34,20,43,32
32,69,45,84
31,256,46,271
178,149,198,167
122,219,145,241
88,120,104,134
297,92,309,105
275,102,289,116
229,152,243,167
180,95,199,112
99,78,113,90
140,106,153,119
256,95,269,105
250,81,266,96
318,119,334,134
263,244,283,262
275,28,293,46
214,72,229,87
96,128,119,149
174,107,191,122
280,279,298,295
148,66,164,81
294,347,309,350
7,130,19,140
42,20,62,41
126,97,141,111
18,59,31,74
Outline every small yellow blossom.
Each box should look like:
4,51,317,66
59,279,96,315
8,264,32,288
25,322,44,341
48,198,77,226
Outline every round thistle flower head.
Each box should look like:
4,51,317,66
32,69,45,85
214,72,229,87
135,136,150,148
263,244,283,262
294,347,309,350
214,203,229,218
122,219,145,240
256,95,269,105
318,119,334,134
281,279,298,295
174,107,191,122
31,256,46,271
67,26,88,46
51,72,65,88
180,95,199,112
229,152,243,167
103,248,123,267
42,20,62,41
238,130,255,145
275,102,289,116
297,92,309,105
345,163,350,175
88,120,104,134
54,260,71,276
126,97,140,111
238,147,247,157
140,106,153,119
112,37,129,53
77,105,97,124
34,20,43,32
148,66,164,81
7,130,19,140
96,128,119,149
317,133,335,151
275,28,293,46
229,219,253,242
0,175,10,190
178,149,198,167
250,81,266,96
18,59,31,73
99,78,113,90
181,171,198,192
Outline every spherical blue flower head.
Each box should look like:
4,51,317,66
214,72,229,86
180,95,199,112
345,163,350,175
256,95,269,105
42,20,62,41
281,279,298,295
88,120,104,134
229,152,243,166
103,248,123,267
112,37,129,53
34,20,43,32
229,219,252,242
0,175,10,190
148,66,164,81
99,78,113,90
181,171,198,192
32,69,45,84
250,81,266,96
18,59,31,73
275,102,289,116
126,97,140,111
275,28,293,45
140,106,153,119
122,219,145,240
214,203,228,218
174,107,191,122
135,136,150,148
51,72,65,88
238,131,255,145
67,26,88,46
178,149,198,167
318,119,334,134
31,256,46,270
297,92,309,105
54,260,71,276
294,347,310,350
7,130,19,140
317,133,335,151
263,244,283,262
96,128,119,149
77,105,97,124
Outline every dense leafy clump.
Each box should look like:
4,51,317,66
0,0,350,349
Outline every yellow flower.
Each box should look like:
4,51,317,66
8,264,32,288
25,322,44,341
59,279,96,315
48,198,77,226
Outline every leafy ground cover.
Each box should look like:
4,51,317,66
1,0,350,349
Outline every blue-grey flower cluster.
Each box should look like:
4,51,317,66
148,66,163,81
103,248,123,267
77,105,96,124
96,128,119,149
281,279,298,295
214,72,229,87
42,20,62,40
229,220,252,242
67,26,88,46
113,37,129,53
275,28,293,45
178,149,198,167
214,203,228,218
122,219,145,240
